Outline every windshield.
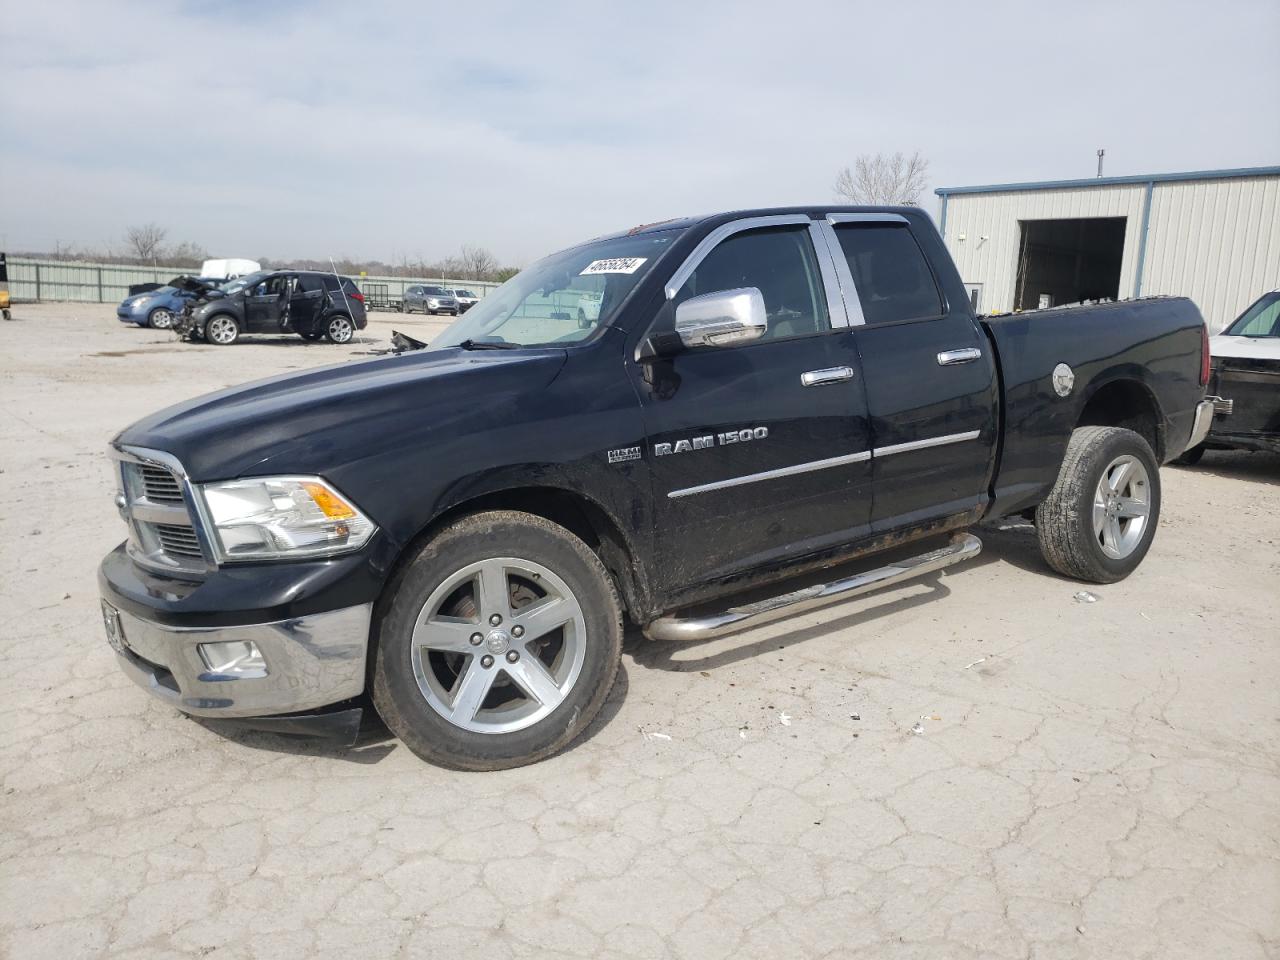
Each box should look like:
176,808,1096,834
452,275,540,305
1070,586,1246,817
424,286,446,295
1223,293,1280,337
456,289,476,298
431,229,682,349
220,271,269,294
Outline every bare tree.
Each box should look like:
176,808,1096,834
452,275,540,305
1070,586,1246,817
457,245,499,281
124,223,168,261
834,151,930,206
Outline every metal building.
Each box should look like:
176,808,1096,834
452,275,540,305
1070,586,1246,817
935,166,1280,331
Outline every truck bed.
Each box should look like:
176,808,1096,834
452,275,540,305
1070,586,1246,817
980,297,1205,519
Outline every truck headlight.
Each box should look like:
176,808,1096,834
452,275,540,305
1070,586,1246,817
198,476,375,561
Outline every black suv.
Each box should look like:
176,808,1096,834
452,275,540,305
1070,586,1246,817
174,271,368,345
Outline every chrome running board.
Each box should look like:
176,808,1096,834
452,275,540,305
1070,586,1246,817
643,533,982,643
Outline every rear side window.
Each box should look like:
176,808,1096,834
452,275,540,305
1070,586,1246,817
298,274,324,293
833,223,943,324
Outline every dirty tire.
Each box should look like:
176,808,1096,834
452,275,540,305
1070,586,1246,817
1172,442,1205,466
372,510,623,770
147,307,173,329
1035,426,1161,584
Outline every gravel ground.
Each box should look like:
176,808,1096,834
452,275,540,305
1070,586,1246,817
1,302,1278,960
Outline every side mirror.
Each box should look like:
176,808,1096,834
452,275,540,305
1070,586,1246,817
674,287,767,349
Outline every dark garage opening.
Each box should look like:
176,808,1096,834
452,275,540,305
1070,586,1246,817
1014,217,1126,310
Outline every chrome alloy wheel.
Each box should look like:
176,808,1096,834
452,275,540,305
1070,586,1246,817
411,557,587,734
327,315,353,343
206,316,238,344
1093,454,1151,559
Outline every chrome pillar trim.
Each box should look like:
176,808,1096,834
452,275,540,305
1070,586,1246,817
814,220,866,327
825,212,910,225
936,347,983,365
873,430,981,458
801,366,854,387
806,221,852,328
1185,399,1216,451
664,214,813,300
106,602,372,718
667,450,871,499
644,533,982,642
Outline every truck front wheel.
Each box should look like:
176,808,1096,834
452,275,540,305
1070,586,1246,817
372,510,623,770
1035,426,1161,583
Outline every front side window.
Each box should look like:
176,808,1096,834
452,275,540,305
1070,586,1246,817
1224,293,1280,337
673,225,830,341
432,229,682,349
833,223,943,325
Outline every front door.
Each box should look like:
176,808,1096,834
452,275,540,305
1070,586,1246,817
244,275,289,332
827,215,998,532
631,218,873,588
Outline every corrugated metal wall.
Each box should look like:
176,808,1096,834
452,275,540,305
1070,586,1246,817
3,258,501,305
940,173,1280,331
942,185,1147,315
1141,175,1279,332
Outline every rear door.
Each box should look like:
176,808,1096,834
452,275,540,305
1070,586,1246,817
629,216,874,587
289,274,326,332
827,214,998,532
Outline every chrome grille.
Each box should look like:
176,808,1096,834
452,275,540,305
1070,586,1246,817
154,523,204,559
140,464,183,503
113,449,210,575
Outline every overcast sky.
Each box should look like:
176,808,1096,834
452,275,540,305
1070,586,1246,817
3,0,1277,266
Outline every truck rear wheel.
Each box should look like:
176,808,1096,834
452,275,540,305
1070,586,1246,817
372,510,623,770
1035,426,1161,583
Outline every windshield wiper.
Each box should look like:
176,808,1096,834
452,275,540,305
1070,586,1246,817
458,338,520,350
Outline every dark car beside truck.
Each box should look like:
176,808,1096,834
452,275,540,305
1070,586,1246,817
172,270,367,344
99,206,1212,770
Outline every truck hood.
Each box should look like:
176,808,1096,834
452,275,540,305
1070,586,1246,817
115,348,568,480
1210,335,1280,363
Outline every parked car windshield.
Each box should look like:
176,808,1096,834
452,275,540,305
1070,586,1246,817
1223,293,1280,337
423,286,447,295
431,229,683,349
455,289,476,298
219,272,269,294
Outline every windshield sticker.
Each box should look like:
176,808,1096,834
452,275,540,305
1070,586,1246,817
580,257,647,276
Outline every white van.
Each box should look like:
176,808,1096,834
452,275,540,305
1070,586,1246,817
200,258,262,280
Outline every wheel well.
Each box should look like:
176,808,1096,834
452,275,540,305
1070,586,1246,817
387,487,646,623
1076,379,1165,460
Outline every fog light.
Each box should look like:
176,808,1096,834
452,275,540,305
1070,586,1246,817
198,640,268,678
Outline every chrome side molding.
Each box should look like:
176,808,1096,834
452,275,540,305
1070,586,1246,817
643,532,982,642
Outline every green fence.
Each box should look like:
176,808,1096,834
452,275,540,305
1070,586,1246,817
4,258,501,306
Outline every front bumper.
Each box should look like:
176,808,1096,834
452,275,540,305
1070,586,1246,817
1184,399,1216,452
101,599,371,717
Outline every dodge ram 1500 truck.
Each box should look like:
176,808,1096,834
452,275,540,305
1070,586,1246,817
98,206,1214,770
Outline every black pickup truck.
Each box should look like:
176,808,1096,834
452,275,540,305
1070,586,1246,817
98,206,1213,769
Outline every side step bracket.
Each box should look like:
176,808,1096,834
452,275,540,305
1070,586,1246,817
643,532,982,643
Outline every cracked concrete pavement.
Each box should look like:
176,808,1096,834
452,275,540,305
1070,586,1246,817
1,303,1278,959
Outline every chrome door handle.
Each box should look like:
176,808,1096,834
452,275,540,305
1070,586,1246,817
937,347,982,366
801,366,854,387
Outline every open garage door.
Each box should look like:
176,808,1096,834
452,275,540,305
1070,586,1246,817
1014,217,1125,310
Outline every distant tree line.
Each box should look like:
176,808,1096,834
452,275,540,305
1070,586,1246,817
17,224,520,282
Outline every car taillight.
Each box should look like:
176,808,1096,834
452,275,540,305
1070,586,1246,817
1200,324,1210,386
349,291,365,303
